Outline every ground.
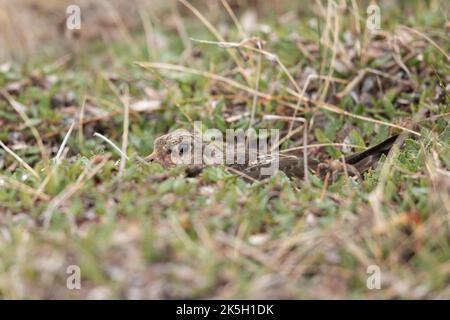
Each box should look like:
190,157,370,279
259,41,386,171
0,0,449,299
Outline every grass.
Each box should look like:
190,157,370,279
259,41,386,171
0,0,449,299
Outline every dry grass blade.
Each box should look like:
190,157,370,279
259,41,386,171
336,68,413,99
0,88,48,165
281,142,363,153
119,88,130,175
139,4,162,60
137,61,272,99
138,61,421,136
33,148,69,204
249,41,262,128
399,25,450,62
178,0,251,86
0,174,50,201
288,74,347,136
100,0,140,57
54,120,75,164
42,155,110,228
0,140,39,179
78,95,87,144
33,121,75,203
169,0,192,58
319,1,340,101
216,232,274,270
167,37,419,140
286,87,422,136
188,37,345,100
93,132,130,161
226,166,259,183
220,0,247,38
369,108,428,233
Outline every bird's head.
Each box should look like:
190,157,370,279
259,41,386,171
145,130,195,168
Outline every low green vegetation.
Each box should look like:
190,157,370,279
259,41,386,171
0,1,449,298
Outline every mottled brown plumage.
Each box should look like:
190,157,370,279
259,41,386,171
145,131,399,181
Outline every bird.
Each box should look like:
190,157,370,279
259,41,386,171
145,130,399,182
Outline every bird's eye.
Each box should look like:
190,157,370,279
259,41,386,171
178,143,190,156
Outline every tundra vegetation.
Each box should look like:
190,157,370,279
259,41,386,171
0,0,449,298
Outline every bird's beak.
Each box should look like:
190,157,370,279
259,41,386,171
145,152,156,163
